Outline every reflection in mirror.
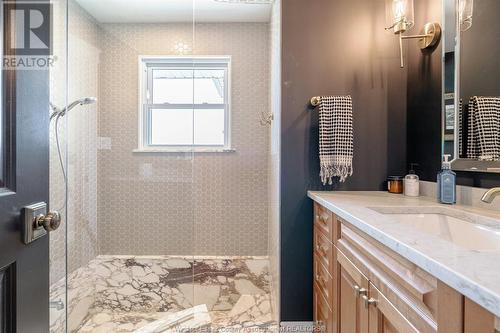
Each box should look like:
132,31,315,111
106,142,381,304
458,0,500,162
443,0,456,159
0,12,3,189
444,0,500,172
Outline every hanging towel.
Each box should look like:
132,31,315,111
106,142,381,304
318,96,354,185
467,96,500,161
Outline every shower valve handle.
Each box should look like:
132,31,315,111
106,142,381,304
35,211,61,232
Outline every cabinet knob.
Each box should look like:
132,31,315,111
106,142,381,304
362,295,378,308
316,214,328,223
354,285,367,297
314,321,324,329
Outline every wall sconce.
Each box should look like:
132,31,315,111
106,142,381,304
459,0,473,31
385,0,441,68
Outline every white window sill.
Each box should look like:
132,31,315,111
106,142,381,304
132,148,236,154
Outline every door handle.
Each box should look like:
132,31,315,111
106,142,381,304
35,211,61,232
22,202,62,244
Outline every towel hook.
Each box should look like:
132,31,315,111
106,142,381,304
310,96,321,107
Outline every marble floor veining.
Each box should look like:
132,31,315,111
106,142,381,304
50,256,277,333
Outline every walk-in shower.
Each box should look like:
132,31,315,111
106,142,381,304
48,0,281,332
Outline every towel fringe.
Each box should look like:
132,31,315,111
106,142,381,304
320,156,353,185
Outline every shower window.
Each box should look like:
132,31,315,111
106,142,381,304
137,56,232,152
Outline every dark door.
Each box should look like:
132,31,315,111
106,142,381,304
0,1,51,332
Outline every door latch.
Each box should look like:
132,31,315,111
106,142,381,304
22,202,61,244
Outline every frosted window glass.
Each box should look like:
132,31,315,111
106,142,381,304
152,69,224,105
194,109,225,145
150,109,193,145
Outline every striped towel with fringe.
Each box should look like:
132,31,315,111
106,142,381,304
318,96,353,185
467,96,500,161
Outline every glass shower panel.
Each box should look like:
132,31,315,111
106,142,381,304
64,1,196,332
49,1,68,332
192,0,279,330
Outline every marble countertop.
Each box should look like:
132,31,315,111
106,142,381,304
308,191,500,317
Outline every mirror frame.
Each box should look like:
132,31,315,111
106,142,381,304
445,0,500,173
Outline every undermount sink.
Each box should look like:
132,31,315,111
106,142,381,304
370,207,500,252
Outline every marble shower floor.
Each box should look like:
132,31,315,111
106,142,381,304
51,256,276,333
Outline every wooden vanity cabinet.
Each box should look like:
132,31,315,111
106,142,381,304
337,251,369,333
312,202,500,333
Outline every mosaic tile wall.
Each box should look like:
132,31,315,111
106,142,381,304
268,0,281,323
49,0,68,285
97,23,270,256
49,0,100,283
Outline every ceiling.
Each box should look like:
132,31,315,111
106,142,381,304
75,0,273,23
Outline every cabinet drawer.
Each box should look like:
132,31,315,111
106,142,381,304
337,224,438,333
314,226,335,275
314,203,334,241
314,283,335,333
314,253,334,306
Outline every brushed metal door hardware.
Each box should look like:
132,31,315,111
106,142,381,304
22,202,61,244
362,294,378,309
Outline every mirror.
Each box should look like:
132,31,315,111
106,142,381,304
444,0,500,173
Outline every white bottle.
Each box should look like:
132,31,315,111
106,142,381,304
404,164,420,197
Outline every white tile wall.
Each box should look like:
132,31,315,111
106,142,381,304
49,0,68,285
96,22,271,256
268,0,281,323
50,4,275,283
49,0,100,282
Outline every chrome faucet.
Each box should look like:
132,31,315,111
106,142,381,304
481,188,500,203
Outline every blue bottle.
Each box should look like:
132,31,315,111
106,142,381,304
437,155,456,204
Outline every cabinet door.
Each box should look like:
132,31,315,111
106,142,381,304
314,283,334,333
338,252,369,333
367,283,419,333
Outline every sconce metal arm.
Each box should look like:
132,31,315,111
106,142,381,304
401,34,433,39
395,22,441,68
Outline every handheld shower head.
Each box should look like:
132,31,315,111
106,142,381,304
77,97,97,106
50,97,97,121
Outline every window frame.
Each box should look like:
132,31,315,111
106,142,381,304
136,56,232,153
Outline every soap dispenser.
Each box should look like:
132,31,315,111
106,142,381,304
437,155,456,204
404,163,420,197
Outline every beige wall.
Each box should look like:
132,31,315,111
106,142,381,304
97,22,270,256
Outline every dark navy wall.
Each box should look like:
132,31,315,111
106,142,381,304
406,0,443,182
280,0,407,321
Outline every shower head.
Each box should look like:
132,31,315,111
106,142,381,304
50,97,97,121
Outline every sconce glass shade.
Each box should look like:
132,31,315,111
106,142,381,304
385,0,415,33
459,0,473,31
